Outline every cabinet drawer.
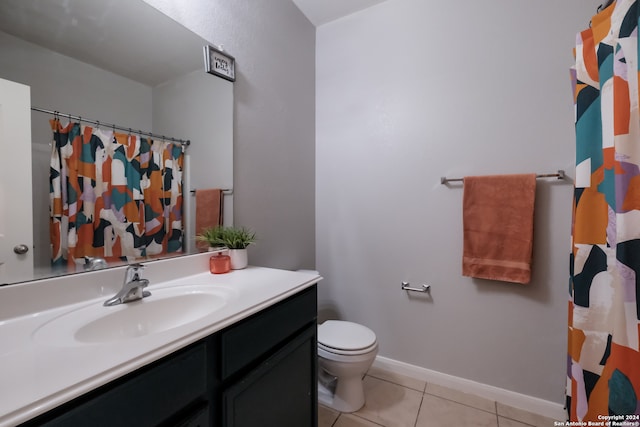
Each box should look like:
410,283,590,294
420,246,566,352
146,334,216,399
219,284,317,380
29,344,208,427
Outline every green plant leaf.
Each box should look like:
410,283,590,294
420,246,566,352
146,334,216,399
197,226,256,249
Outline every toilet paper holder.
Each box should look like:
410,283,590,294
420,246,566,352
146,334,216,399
401,281,431,293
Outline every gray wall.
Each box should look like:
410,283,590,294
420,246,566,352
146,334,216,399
152,70,234,251
316,0,600,404
145,0,317,270
147,0,601,407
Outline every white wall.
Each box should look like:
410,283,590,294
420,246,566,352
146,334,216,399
316,0,600,403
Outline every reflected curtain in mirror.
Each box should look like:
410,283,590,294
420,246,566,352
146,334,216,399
49,119,184,270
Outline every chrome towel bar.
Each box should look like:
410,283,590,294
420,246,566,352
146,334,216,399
401,282,431,293
190,188,233,195
440,169,565,185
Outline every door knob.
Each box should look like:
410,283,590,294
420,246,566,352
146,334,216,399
13,244,29,255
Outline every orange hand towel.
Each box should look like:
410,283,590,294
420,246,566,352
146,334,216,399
195,189,224,249
462,174,536,284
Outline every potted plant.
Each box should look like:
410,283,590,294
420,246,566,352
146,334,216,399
198,226,256,269
195,225,226,251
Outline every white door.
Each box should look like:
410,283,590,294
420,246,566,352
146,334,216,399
0,78,34,284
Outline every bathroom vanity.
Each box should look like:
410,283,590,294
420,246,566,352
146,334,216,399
0,256,320,427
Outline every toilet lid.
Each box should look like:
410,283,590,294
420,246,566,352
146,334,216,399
318,320,377,351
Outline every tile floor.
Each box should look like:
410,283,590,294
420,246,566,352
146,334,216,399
318,366,562,427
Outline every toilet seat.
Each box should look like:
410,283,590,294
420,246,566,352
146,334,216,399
318,320,377,356
318,341,378,357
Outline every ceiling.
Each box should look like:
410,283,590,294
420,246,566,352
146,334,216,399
292,0,388,26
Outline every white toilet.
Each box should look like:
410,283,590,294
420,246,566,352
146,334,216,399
317,320,378,413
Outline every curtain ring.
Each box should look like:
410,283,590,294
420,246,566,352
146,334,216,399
78,116,84,144
53,111,60,135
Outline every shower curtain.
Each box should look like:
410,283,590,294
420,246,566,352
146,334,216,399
569,0,640,420
49,119,184,270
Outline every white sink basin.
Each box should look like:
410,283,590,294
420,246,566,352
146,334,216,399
33,284,235,346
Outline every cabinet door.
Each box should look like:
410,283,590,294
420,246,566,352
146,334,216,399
25,344,209,427
167,402,210,427
222,325,317,427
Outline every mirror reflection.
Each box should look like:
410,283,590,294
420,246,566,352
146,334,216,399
0,0,233,285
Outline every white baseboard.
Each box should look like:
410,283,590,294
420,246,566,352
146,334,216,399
372,356,566,421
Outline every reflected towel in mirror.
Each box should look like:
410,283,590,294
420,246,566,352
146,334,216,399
195,189,224,250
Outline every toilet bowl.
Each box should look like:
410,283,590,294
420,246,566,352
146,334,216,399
317,320,378,413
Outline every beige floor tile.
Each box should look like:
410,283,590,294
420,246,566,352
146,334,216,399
496,403,559,427
367,366,427,392
334,413,385,427
320,369,560,427
416,394,498,427
319,404,340,427
498,416,534,427
354,376,423,427
425,382,496,413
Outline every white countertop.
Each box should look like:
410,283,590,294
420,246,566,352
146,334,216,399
0,256,321,427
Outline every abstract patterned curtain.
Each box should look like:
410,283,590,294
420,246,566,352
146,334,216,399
569,0,640,420
49,119,184,270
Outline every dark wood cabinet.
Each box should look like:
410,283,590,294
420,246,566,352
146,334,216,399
21,285,317,427
222,326,317,427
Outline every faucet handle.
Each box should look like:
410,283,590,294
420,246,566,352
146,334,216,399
127,263,145,275
124,263,145,283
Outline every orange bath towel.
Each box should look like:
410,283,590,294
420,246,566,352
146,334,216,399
195,188,224,249
462,174,536,284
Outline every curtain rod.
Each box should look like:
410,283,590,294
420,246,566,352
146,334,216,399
440,170,565,185
31,106,191,147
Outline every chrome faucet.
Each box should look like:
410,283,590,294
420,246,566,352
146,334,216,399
103,263,151,307
84,256,108,271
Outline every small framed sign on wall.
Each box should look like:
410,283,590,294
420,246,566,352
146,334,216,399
204,45,235,82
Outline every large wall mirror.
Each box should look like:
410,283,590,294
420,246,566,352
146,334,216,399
0,0,233,285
